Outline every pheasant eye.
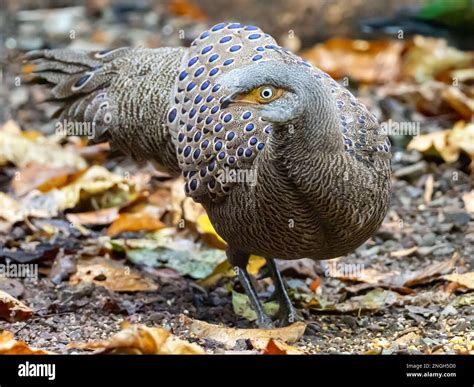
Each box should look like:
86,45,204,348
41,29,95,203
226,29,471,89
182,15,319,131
259,87,274,99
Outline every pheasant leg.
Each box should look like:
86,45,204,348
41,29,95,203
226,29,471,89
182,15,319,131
266,258,301,326
228,249,273,328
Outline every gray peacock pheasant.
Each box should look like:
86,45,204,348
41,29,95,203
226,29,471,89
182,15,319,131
26,22,391,328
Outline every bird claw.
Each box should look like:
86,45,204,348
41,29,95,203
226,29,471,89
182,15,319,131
256,315,275,329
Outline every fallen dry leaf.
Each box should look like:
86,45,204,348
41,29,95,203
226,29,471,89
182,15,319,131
250,338,306,354
0,290,33,322
402,36,473,83
443,272,474,290
182,315,306,349
66,207,120,226
69,322,204,354
0,120,86,169
196,214,227,249
11,163,80,196
302,38,404,83
463,191,474,214
403,253,459,287
107,212,166,236
0,331,53,354
69,257,158,292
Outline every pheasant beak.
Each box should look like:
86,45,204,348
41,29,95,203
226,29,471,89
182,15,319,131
220,93,239,109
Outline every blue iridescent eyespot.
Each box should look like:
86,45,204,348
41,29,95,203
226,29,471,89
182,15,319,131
189,108,197,118
199,105,208,113
186,124,193,131
344,138,353,146
187,82,196,91
73,74,91,88
248,33,261,40
209,54,219,63
245,123,255,132
228,156,236,164
237,148,244,156
194,95,203,104
227,23,241,29
212,23,226,31
205,116,213,124
209,68,219,76
208,160,216,171
206,95,214,103
201,80,210,90
252,55,262,61
244,149,253,157
194,132,202,141
219,36,232,43
168,108,177,122
211,106,219,114
218,151,226,159
188,57,199,67
223,59,234,66
201,139,210,149
242,111,251,119
244,26,259,31
201,45,213,55
194,67,205,77
223,114,232,123
215,141,223,151
190,179,198,190
226,131,235,141
214,123,223,132
256,46,264,52
212,84,221,92
229,45,241,52
179,71,188,81
200,31,209,39
184,146,192,157
178,133,185,142
193,149,201,159
200,168,207,177
249,137,258,145
257,143,265,150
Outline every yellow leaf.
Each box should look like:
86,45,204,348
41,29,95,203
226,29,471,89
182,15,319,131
69,257,158,292
196,214,227,249
0,290,33,322
69,322,204,354
0,331,54,354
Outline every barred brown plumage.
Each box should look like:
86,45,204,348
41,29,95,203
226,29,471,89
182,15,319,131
25,22,391,328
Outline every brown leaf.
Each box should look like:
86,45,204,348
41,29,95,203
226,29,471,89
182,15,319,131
69,322,204,354
302,38,404,83
250,338,306,355
11,163,80,196
0,331,53,354
181,315,306,349
69,257,158,292
0,290,33,322
106,213,165,236
66,207,120,226
403,253,459,287
402,36,473,82
443,272,474,290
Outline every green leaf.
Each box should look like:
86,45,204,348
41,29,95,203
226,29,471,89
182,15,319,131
232,291,279,321
127,247,226,279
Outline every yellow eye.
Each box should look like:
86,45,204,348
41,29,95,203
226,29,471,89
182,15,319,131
233,85,283,105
